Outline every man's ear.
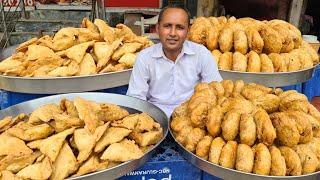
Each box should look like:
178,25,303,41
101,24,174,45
156,23,159,34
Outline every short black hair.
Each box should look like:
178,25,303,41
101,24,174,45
157,5,191,26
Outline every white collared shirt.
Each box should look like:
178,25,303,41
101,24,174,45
127,40,222,117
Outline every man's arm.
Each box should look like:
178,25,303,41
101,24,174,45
199,47,223,82
126,54,150,100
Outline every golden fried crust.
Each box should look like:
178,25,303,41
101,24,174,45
239,114,256,146
208,137,226,164
251,94,280,113
260,54,274,72
232,52,247,72
268,53,287,72
219,28,233,52
279,146,302,176
196,136,213,160
221,80,234,97
218,52,233,70
233,30,248,54
293,144,319,174
219,141,238,168
221,110,241,141
247,51,261,72
259,25,283,53
211,50,222,65
185,128,206,153
206,106,223,137
253,143,271,175
236,144,254,173
271,112,300,147
269,146,286,176
253,108,276,146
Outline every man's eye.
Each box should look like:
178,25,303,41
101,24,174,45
177,26,184,30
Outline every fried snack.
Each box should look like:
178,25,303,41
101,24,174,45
1,170,22,180
246,27,264,54
74,128,95,163
281,53,301,72
118,53,137,68
219,27,233,52
94,40,122,71
233,30,248,54
236,144,254,173
100,103,129,122
254,108,276,146
50,142,78,180
81,17,99,33
129,128,163,147
74,97,103,133
101,139,144,162
208,137,226,164
251,94,280,113
279,146,302,176
50,114,84,132
65,41,94,63
94,19,115,44
241,83,272,100
253,143,271,175
206,106,223,137
271,24,295,53
94,127,132,153
7,123,54,141
172,101,189,118
112,42,142,61
239,114,256,146
269,146,286,176
209,81,225,98
185,128,206,153
0,151,41,173
206,25,219,51
218,52,233,70
271,112,300,147
28,104,62,124
232,80,245,96
27,128,75,162
16,157,52,180
286,111,313,144
78,53,96,75
112,114,139,130
305,138,320,169
196,135,213,160
232,52,247,72
221,80,234,97
188,18,208,45
73,155,108,177
0,134,33,156
221,110,241,141
259,54,274,72
293,144,318,174
259,25,283,53
211,50,222,64
247,51,261,72
219,141,237,169
268,53,287,72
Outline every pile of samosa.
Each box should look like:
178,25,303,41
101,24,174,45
0,97,163,179
171,80,320,176
0,18,153,77
188,17,319,72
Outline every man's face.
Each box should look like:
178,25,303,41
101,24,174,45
156,8,189,53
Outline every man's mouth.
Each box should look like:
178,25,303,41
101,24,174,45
167,39,178,44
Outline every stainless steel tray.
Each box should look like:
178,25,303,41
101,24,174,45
169,119,320,180
219,65,318,87
0,45,132,94
0,93,168,180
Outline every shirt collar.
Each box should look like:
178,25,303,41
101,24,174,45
151,40,196,59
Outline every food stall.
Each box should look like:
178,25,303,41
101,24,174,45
1,0,320,179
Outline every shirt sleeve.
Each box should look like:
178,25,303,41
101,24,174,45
126,53,149,101
199,46,223,83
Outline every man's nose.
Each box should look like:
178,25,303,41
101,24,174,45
169,27,177,36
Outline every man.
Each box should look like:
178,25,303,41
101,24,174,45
127,6,222,117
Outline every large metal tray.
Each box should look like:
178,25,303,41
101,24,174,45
219,65,318,87
0,93,168,180
169,119,320,180
0,45,132,94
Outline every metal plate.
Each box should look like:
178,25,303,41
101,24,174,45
219,65,318,87
0,93,168,180
169,119,320,180
0,45,132,94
